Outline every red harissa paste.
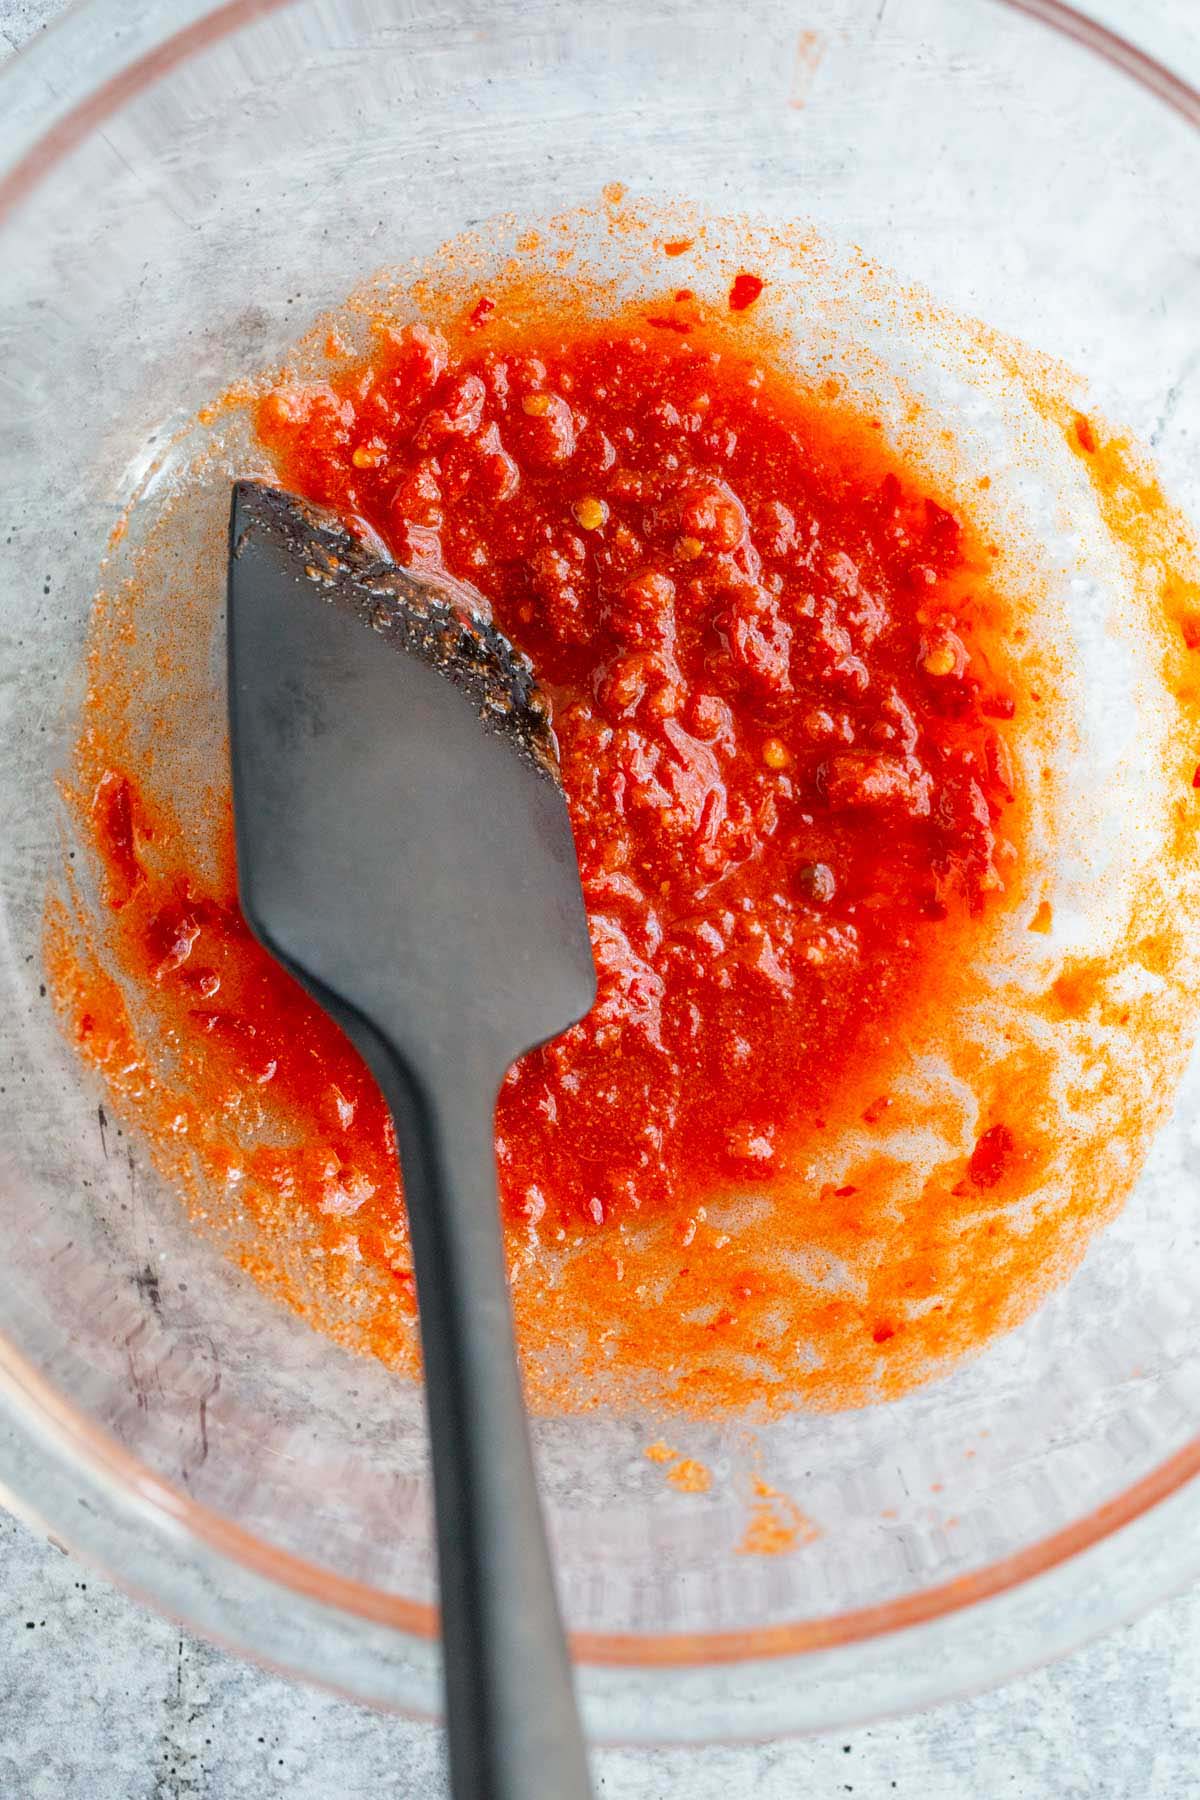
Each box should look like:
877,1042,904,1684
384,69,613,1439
51,247,1200,1417
249,310,1017,1234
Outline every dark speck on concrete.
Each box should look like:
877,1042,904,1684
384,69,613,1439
133,1263,162,1313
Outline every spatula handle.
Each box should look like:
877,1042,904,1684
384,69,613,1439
378,1056,593,1800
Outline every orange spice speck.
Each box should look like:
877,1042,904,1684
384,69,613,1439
1051,961,1103,1017
968,1123,1016,1190
1073,412,1098,455
738,1479,819,1555
667,1458,712,1494
728,272,765,313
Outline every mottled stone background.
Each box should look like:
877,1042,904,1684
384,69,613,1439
3,0,1200,1791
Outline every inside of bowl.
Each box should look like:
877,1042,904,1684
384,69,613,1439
3,0,1200,1709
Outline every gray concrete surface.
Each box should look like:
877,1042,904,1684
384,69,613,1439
4,1,1200,1793
4,1490,1200,1799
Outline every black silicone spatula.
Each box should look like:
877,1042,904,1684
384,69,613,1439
226,480,596,1800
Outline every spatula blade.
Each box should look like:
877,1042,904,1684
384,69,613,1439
226,480,596,1079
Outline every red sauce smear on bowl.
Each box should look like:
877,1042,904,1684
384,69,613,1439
63,300,1022,1410
728,272,765,313
53,260,1200,1416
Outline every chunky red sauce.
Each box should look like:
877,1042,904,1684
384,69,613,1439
245,314,1014,1233
64,294,1022,1404
50,224,1200,1418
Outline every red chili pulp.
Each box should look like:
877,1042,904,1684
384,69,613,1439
248,314,1016,1233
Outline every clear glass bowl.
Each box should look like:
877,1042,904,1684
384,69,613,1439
2,0,1200,1743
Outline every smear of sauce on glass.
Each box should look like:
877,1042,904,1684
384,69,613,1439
47,199,1200,1420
